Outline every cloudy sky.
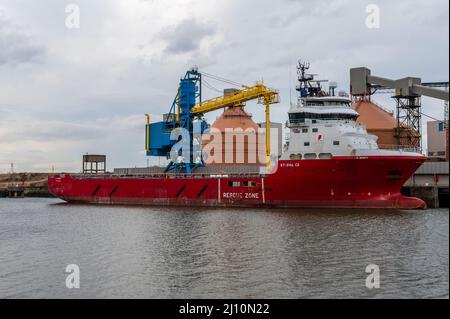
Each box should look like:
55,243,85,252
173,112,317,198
0,0,448,173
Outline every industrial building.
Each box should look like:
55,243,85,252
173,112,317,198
427,120,448,160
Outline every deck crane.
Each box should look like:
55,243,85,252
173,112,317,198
145,68,279,173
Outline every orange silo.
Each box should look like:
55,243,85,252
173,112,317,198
352,98,419,148
202,106,265,166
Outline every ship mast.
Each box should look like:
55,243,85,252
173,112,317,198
296,61,328,98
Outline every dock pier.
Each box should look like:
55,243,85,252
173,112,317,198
0,173,53,198
403,162,449,208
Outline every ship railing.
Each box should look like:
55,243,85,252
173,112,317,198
377,144,422,153
71,172,263,180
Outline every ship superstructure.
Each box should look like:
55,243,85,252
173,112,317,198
283,62,419,159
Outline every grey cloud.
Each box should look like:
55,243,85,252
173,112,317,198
0,0,447,172
160,19,215,54
0,15,45,65
0,115,143,143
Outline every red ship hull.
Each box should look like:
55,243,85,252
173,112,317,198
48,156,427,209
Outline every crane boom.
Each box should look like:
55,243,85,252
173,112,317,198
191,83,279,169
191,83,279,114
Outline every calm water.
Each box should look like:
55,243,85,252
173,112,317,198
0,198,448,299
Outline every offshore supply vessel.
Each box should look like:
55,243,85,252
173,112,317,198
48,62,427,208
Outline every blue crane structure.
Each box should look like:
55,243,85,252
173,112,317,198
145,68,208,174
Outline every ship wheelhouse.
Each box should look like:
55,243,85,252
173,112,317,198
283,95,377,159
288,97,359,127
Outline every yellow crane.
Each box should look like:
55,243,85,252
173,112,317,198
191,83,280,168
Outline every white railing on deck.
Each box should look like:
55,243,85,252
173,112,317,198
377,144,422,153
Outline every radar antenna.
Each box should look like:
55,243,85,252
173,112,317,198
296,61,325,97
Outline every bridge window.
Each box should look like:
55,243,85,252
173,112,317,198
302,128,308,133
312,128,319,133
333,141,340,146
306,101,350,107
304,142,310,146
289,112,358,123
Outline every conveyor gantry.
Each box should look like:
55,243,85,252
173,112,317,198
350,67,449,150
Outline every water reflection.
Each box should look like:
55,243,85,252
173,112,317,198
0,199,448,298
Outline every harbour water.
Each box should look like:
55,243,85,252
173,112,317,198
0,198,448,299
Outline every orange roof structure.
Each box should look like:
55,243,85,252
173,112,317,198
353,100,396,129
202,106,264,166
352,99,419,148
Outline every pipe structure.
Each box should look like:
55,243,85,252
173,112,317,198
265,96,271,170
145,113,150,153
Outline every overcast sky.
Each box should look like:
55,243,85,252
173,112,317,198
0,0,448,172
